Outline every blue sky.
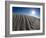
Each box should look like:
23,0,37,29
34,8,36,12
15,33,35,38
12,7,40,17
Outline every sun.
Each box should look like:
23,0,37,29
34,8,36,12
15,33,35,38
32,10,35,15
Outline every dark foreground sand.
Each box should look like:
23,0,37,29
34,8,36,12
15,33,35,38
12,14,40,31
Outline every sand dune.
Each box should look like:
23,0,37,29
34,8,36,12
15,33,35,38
12,14,40,31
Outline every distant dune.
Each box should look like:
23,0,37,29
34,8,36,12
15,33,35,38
12,14,40,31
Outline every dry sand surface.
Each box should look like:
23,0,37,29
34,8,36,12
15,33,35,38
12,14,40,31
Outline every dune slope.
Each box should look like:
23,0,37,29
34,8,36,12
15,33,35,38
12,14,40,31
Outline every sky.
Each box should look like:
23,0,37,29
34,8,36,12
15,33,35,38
12,7,40,17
